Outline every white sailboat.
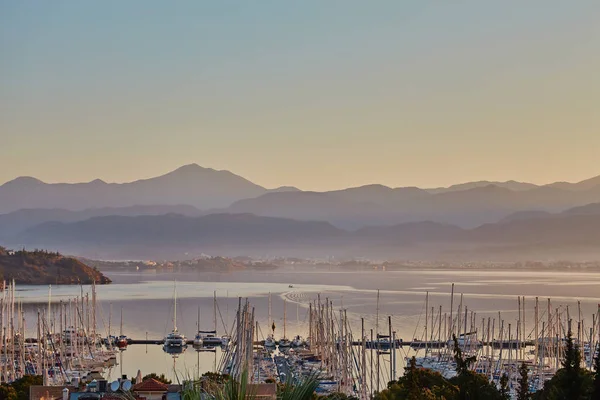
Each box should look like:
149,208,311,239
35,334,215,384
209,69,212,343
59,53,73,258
279,298,291,348
265,292,276,348
193,306,203,347
164,282,186,348
199,291,222,346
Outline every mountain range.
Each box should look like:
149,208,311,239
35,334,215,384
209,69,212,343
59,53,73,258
5,205,600,260
2,164,600,260
2,164,600,229
0,164,292,214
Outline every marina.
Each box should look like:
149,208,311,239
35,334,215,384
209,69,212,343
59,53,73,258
1,266,599,398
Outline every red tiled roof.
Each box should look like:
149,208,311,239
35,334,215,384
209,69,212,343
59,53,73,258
133,378,169,392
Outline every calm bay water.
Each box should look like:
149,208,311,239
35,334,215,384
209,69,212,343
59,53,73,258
14,265,600,382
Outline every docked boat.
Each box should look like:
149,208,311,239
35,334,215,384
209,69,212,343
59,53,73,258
164,330,186,347
291,335,305,348
164,281,186,349
279,337,291,348
193,307,203,347
265,334,277,348
116,308,128,348
198,292,224,346
220,334,231,347
193,333,204,347
199,331,222,346
116,335,128,348
279,298,291,348
62,327,78,345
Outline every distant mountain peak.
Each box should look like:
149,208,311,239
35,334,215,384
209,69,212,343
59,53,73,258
2,176,45,187
269,186,301,193
170,163,211,174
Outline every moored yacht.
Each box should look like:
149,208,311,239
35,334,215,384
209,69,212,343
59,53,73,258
265,334,276,348
278,337,291,348
193,333,204,347
164,281,187,349
164,329,186,347
291,335,305,348
199,331,222,346
198,291,224,346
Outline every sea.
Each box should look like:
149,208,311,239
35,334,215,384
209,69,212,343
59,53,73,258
13,264,600,383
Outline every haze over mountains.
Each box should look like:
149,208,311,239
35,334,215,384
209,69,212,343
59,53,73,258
2,164,600,260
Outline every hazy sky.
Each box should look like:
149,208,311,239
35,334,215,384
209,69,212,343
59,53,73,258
1,1,599,190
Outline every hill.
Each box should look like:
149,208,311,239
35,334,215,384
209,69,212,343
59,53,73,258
500,202,600,222
6,211,600,260
8,213,345,259
0,248,111,285
0,204,202,238
0,164,266,214
226,184,600,228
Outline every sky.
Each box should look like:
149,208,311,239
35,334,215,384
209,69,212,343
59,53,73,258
1,1,599,191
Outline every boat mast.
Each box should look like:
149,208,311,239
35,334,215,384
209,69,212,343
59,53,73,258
425,291,429,355
213,291,217,334
449,283,455,338
173,281,177,331
284,298,287,339
109,302,112,339
48,285,51,333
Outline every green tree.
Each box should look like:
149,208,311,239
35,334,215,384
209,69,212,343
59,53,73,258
373,356,458,400
450,335,503,400
6,375,43,400
499,373,510,400
517,362,529,400
592,347,600,400
0,385,17,400
533,326,594,400
142,372,172,384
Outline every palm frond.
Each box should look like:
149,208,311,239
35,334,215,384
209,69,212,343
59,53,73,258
278,371,320,400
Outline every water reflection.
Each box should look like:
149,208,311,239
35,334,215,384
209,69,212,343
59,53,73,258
13,266,600,382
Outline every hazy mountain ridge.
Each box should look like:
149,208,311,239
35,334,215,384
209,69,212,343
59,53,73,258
226,183,600,228
14,213,344,247
0,204,203,238
5,205,600,260
0,164,267,213
2,165,600,229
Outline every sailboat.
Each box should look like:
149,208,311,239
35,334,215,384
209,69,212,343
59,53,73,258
116,308,128,348
193,306,203,347
199,291,223,346
104,302,117,348
265,293,276,348
279,298,291,348
164,282,186,348
291,303,305,347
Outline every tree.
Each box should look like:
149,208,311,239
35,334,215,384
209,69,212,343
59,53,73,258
533,325,594,400
373,356,458,400
142,372,172,384
499,373,510,400
450,335,503,400
517,362,529,400
0,385,17,400
452,335,477,377
6,375,43,400
592,347,600,400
